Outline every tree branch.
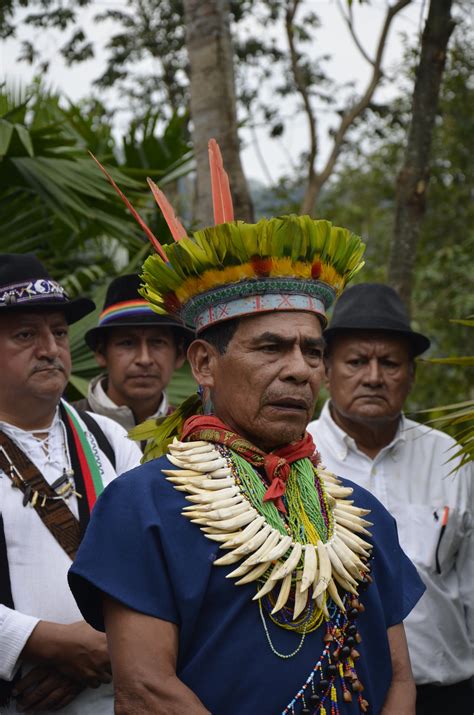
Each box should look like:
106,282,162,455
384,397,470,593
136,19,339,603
285,0,318,193
301,0,412,214
336,0,375,68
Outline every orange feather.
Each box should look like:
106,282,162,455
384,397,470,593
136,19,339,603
89,152,168,261
208,138,234,225
147,178,187,242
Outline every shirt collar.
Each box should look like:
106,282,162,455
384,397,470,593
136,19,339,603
91,374,169,419
319,400,407,460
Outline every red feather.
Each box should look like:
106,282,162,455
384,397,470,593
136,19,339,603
251,256,272,277
311,261,322,279
208,138,234,225
89,152,168,261
147,178,187,242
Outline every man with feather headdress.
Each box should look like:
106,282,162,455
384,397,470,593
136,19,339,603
68,141,424,715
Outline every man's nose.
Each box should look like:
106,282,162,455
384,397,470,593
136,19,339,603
363,357,383,386
281,348,312,383
135,341,153,364
35,329,60,359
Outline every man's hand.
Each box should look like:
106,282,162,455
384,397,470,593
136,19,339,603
12,665,84,712
20,621,111,688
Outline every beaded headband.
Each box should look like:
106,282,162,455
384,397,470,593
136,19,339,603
92,140,365,332
0,279,68,308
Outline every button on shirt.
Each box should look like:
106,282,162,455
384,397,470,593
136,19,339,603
308,401,474,686
0,404,142,714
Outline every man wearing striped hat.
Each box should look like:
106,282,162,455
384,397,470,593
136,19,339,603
74,274,192,433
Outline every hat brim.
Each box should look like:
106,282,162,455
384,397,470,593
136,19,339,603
324,326,431,357
85,315,194,351
0,296,95,325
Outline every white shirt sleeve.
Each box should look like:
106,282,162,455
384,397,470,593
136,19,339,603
457,464,474,650
0,605,39,680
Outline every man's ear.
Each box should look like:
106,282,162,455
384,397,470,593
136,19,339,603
187,340,219,388
94,348,107,369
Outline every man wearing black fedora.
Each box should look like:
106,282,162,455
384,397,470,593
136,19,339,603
308,283,473,715
73,274,193,435
0,254,141,714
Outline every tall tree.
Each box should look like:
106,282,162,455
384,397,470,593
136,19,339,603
388,0,455,310
182,0,253,224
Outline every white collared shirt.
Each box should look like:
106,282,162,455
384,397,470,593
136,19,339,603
308,401,474,686
0,403,141,714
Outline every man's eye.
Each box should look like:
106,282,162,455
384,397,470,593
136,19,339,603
16,331,32,340
348,359,364,366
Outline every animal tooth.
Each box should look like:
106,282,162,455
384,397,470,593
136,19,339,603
204,531,241,543
165,476,204,485
336,504,371,517
210,509,258,531
185,486,240,503
166,454,191,468
293,575,308,619
327,578,346,611
271,542,303,580
185,458,229,473
162,469,203,478
241,530,281,566
319,471,340,484
315,591,330,619
263,534,293,562
313,541,332,599
169,439,209,450
325,544,358,587
334,513,372,537
235,561,271,585
252,561,285,600
208,468,231,478
336,524,372,552
196,496,244,512
191,477,235,490
335,527,371,557
207,503,250,521
332,570,358,595
271,572,292,614
178,450,220,464
301,544,317,592
213,550,244,566
332,537,368,577
325,484,354,498
231,524,273,556
170,444,216,456
334,508,373,528
221,515,266,548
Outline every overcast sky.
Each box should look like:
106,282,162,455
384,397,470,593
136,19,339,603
1,1,426,183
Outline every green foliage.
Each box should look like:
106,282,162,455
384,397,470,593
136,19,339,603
0,84,196,401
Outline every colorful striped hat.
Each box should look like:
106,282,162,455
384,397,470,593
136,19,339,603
85,274,193,350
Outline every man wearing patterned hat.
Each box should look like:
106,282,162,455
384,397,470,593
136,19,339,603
73,274,192,433
0,254,141,714
307,283,473,715
68,144,425,714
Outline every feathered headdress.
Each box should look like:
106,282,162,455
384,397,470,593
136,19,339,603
93,139,365,332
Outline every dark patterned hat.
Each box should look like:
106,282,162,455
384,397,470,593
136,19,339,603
0,254,95,324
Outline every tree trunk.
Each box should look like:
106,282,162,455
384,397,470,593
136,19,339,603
388,0,454,311
183,0,254,226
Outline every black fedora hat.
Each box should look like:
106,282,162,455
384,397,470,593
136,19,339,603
0,253,95,324
324,283,430,356
85,274,194,350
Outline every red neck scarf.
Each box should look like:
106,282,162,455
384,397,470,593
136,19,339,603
181,415,316,513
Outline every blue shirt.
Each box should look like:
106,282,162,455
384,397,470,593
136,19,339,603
69,456,425,715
